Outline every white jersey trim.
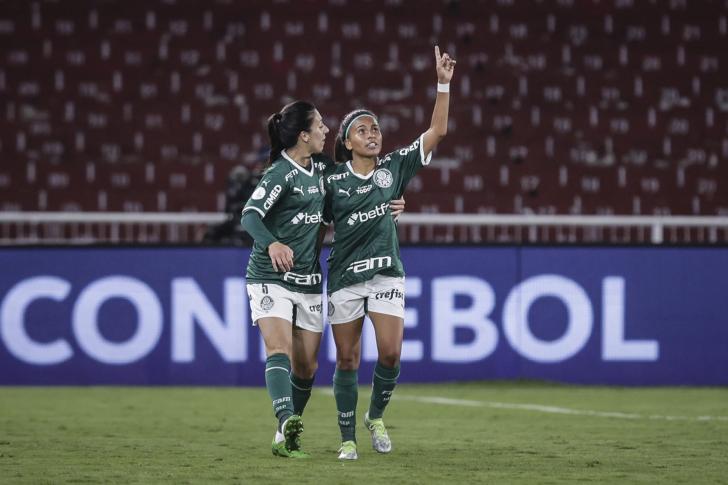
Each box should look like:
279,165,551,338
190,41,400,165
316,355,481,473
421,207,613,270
242,205,266,218
346,160,375,180
282,150,315,177
419,133,433,166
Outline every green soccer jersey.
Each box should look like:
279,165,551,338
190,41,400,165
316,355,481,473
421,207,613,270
243,152,331,294
324,134,432,293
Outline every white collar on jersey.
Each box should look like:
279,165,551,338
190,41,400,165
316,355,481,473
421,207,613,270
346,160,378,180
282,150,314,177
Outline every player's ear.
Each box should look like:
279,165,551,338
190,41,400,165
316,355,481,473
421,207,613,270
345,138,353,150
300,131,310,143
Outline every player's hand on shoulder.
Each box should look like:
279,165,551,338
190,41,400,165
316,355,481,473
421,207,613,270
390,196,406,220
268,242,294,272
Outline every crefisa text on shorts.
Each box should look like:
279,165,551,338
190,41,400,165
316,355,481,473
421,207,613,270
1,273,657,366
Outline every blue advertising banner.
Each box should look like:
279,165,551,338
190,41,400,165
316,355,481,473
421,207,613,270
1,247,727,386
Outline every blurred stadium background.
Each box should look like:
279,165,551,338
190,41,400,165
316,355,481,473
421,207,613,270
0,0,727,244
1,0,727,481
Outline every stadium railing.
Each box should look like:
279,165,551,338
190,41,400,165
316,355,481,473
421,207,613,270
1,212,728,245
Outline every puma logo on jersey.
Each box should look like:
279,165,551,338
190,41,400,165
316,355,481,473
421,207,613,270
338,188,352,197
346,202,389,225
292,186,305,195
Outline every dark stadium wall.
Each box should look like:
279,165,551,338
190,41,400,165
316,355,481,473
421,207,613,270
1,246,727,385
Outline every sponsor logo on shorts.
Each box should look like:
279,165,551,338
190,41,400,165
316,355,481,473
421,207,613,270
328,301,335,316
290,212,322,225
263,185,282,210
261,295,274,311
374,288,404,301
373,168,393,188
308,304,323,313
283,272,322,285
346,202,390,226
346,256,393,273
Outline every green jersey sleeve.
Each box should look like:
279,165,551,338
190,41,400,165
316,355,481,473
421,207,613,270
385,133,433,198
242,164,289,219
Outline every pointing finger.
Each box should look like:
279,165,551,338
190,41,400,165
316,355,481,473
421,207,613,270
435,45,441,61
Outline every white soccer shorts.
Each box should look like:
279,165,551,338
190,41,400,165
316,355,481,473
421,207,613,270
246,283,324,333
327,274,405,324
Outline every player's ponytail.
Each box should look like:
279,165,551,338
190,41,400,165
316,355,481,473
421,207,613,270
266,101,317,166
334,109,378,163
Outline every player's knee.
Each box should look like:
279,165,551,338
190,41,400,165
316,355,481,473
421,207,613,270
378,351,400,369
266,344,292,358
336,354,358,370
293,359,318,379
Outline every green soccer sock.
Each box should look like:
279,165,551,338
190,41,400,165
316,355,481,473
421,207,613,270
333,368,358,443
368,361,400,419
290,373,315,416
265,353,294,430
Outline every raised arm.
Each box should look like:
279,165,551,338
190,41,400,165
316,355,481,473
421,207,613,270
422,45,456,157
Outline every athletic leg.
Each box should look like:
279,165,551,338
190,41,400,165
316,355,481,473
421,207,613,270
364,311,404,453
258,317,306,458
290,326,322,416
332,317,364,459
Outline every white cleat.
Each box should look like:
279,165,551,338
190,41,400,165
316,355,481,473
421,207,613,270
337,440,358,460
364,412,392,453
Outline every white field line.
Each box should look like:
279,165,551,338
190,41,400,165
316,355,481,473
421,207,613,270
317,389,728,422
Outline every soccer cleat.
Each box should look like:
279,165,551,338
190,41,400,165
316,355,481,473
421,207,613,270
282,415,304,453
337,440,358,460
271,439,309,458
364,412,392,453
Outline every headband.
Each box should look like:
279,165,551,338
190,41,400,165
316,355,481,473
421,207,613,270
343,111,378,139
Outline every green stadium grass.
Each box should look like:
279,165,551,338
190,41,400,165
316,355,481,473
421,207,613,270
1,383,727,484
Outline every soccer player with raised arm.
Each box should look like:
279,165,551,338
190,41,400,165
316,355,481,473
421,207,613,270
240,101,406,458
324,46,456,460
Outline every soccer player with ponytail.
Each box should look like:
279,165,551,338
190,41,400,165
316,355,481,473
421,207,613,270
324,46,456,460
240,101,406,458
241,101,330,458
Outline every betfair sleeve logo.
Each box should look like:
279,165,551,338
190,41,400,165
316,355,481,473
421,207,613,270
346,202,390,226
263,185,282,210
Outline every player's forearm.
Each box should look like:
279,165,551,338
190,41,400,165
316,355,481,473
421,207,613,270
429,90,450,138
241,211,276,248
